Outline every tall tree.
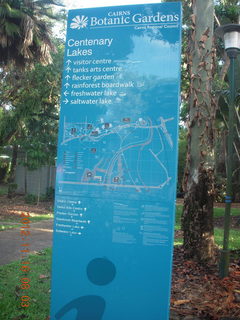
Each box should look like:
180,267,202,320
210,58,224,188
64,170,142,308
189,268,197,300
182,0,217,262
0,0,63,68
0,42,63,159
0,41,63,197
214,0,240,202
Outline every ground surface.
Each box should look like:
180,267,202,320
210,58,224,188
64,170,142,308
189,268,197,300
1,195,239,228
0,195,53,221
0,219,53,265
0,195,239,319
171,247,240,320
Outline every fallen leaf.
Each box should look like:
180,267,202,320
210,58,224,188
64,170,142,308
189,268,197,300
173,299,190,306
234,289,240,293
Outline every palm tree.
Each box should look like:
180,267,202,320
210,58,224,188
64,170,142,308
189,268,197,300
0,0,64,68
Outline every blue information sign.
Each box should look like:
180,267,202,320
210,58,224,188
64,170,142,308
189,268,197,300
51,2,182,319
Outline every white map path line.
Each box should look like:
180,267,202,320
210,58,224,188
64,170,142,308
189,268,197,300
154,126,165,156
58,181,170,189
137,146,147,187
159,117,174,148
120,125,137,144
61,119,174,145
104,120,154,184
93,158,107,173
60,116,173,189
122,153,137,187
148,148,171,183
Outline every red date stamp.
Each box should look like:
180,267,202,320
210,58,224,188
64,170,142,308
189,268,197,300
20,212,31,308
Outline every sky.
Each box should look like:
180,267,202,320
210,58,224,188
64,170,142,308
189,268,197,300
53,0,163,36
63,0,162,10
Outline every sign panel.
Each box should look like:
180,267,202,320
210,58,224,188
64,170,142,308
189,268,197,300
51,2,182,319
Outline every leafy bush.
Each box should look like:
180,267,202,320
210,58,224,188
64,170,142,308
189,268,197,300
7,183,17,198
39,187,55,202
45,187,55,201
24,193,37,204
0,156,10,182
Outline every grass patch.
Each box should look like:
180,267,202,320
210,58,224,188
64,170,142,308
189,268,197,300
174,229,240,250
175,204,182,227
0,248,52,320
214,228,240,250
175,204,240,225
174,239,183,246
30,214,53,223
175,205,240,250
1,214,53,223
213,207,240,218
0,224,21,231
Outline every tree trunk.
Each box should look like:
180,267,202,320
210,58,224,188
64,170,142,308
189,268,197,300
182,0,217,262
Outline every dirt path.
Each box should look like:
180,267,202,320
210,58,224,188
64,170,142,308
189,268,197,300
0,219,53,265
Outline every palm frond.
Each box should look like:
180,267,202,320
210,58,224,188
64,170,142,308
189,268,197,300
0,3,22,18
33,0,65,7
4,21,20,36
0,0,58,68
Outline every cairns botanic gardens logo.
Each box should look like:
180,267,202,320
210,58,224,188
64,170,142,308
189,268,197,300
70,15,88,29
70,11,180,30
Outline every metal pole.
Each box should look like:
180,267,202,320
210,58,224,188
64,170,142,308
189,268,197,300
219,55,235,278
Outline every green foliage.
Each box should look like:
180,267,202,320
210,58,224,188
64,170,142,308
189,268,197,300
7,182,17,197
43,187,55,201
0,156,10,182
24,193,38,205
24,187,55,204
0,184,8,195
215,1,240,24
0,158,9,169
0,0,64,68
24,189,55,203
0,43,64,169
214,18,240,202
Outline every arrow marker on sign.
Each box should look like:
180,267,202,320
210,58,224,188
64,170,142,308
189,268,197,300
65,75,70,80
64,83,70,88
66,67,71,73
66,59,72,65
64,91,69,96
63,98,69,104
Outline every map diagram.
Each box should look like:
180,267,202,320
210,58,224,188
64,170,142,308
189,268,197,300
60,116,174,191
